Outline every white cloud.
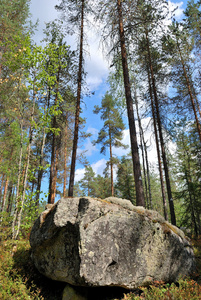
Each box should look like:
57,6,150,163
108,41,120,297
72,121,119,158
84,30,109,90
91,158,107,176
74,158,107,182
86,127,99,135
75,168,85,182
112,129,130,157
82,138,98,156
168,1,184,20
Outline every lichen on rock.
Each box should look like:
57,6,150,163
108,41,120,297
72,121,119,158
30,197,196,289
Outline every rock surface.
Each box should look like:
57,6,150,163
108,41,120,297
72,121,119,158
30,197,195,289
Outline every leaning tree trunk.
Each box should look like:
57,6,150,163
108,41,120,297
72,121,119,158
117,0,145,206
146,30,176,225
177,40,201,143
68,0,85,197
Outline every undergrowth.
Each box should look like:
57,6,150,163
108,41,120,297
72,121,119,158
0,238,65,299
0,228,201,299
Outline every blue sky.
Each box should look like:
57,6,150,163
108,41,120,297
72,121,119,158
30,0,188,189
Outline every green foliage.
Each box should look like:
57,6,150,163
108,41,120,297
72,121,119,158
0,238,65,300
0,232,201,300
116,279,201,300
93,91,127,155
115,155,135,204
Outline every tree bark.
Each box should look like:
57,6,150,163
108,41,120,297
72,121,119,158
133,79,152,208
6,183,13,214
48,66,61,204
1,176,9,214
177,40,201,143
13,86,36,239
12,120,24,238
117,0,145,206
68,0,84,197
146,30,176,225
147,65,168,219
109,124,114,196
0,174,5,206
63,117,68,197
52,144,59,201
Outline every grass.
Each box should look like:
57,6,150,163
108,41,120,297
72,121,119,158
0,229,201,300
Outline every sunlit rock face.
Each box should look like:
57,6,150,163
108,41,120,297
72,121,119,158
30,197,195,289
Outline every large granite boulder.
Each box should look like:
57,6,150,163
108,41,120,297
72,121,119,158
29,197,195,289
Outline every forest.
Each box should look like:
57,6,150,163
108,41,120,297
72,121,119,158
0,0,201,240
1,0,201,299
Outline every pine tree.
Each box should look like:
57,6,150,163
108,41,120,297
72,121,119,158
56,0,88,197
115,155,135,203
93,91,127,196
79,165,96,196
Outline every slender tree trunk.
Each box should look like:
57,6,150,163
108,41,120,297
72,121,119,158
133,80,151,208
177,41,201,142
48,66,61,204
35,127,46,206
109,125,114,196
35,91,49,206
193,88,201,120
1,176,9,214
185,171,198,237
13,89,36,239
12,120,24,238
147,66,168,219
52,144,59,201
48,131,56,204
6,183,13,214
146,30,176,225
0,173,5,206
14,128,32,239
68,0,84,197
117,0,145,206
63,118,68,197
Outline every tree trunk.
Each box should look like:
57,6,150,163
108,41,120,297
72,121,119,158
52,144,59,202
146,30,176,225
14,127,32,239
117,0,145,206
133,79,151,208
48,66,61,204
109,125,114,196
0,173,5,206
186,174,198,237
12,120,24,238
13,89,36,239
147,65,168,220
48,130,56,204
1,176,9,214
35,127,46,206
177,41,201,143
6,183,13,214
63,118,68,197
68,0,84,197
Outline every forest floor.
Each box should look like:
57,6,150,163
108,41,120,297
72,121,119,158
0,229,201,300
